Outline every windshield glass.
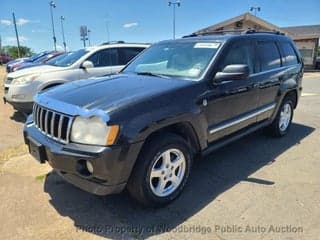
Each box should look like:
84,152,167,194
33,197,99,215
46,52,69,65
123,41,221,79
52,49,88,67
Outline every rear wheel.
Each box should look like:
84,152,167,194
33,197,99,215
127,133,192,207
267,95,294,137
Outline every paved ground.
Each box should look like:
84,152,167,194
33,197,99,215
0,66,319,239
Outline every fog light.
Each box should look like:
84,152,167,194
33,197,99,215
86,161,94,174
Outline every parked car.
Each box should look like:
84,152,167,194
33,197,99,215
4,43,149,112
6,51,54,73
0,53,12,64
24,31,303,207
316,57,320,69
12,51,64,71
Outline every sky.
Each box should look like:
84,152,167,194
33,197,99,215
0,0,319,53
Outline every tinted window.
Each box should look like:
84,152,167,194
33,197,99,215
281,42,299,66
87,49,118,67
118,47,145,65
258,41,281,71
219,41,255,74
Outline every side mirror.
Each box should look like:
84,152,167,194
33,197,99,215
214,64,249,82
80,60,94,69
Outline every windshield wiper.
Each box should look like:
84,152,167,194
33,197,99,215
136,72,169,78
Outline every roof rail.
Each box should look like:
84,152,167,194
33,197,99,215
183,29,245,38
183,29,286,38
100,41,125,45
244,29,285,35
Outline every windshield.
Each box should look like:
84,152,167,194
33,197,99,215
123,41,221,79
52,49,88,67
46,52,69,65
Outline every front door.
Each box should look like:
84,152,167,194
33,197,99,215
204,39,260,142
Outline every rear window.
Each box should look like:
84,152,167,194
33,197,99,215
258,41,281,71
281,42,299,66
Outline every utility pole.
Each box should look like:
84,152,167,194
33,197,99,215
12,12,21,58
49,1,57,51
60,16,66,52
168,0,181,39
249,6,261,16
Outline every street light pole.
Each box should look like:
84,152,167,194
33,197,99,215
49,1,57,51
249,6,261,16
168,1,181,39
60,16,66,52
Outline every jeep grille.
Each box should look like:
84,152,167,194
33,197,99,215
32,103,73,143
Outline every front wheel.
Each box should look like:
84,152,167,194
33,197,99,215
127,133,192,207
267,96,294,137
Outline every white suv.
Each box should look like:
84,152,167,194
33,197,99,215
4,43,149,113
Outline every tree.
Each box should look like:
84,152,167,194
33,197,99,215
2,45,34,59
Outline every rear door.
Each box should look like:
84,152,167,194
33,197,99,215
254,40,285,121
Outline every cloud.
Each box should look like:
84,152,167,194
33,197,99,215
16,18,30,26
0,19,11,26
5,36,28,43
123,22,138,28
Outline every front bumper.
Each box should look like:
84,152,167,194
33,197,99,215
23,116,144,196
4,82,38,113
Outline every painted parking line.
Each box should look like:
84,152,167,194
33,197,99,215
301,93,319,97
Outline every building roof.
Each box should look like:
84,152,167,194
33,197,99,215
194,12,283,35
281,25,320,36
193,12,320,41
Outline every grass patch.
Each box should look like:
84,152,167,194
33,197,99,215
35,174,47,182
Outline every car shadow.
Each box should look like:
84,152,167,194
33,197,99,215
44,123,314,239
9,111,27,123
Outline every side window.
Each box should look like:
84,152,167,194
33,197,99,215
219,41,255,74
86,49,118,67
281,42,299,66
258,41,281,71
118,47,145,65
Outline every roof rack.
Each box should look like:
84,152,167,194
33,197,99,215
183,29,285,38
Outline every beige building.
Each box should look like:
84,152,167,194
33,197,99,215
194,12,320,69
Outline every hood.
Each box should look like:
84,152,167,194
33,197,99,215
7,64,64,78
40,74,194,112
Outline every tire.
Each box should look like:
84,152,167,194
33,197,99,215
127,133,192,207
267,95,294,137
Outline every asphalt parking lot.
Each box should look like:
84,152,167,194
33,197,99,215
0,66,319,240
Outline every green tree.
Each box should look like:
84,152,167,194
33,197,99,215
2,45,34,59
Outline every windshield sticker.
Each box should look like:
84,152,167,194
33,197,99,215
194,42,220,49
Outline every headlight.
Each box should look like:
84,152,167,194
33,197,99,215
70,116,119,146
11,74,40,85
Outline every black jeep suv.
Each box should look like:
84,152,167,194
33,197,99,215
24,32,303,207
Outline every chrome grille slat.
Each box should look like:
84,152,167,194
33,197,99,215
39,108,44,130
44,110,49,133
32,103,73,144
58,116,63,139
51,112,55,135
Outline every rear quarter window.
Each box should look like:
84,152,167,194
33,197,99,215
258,41,281,71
